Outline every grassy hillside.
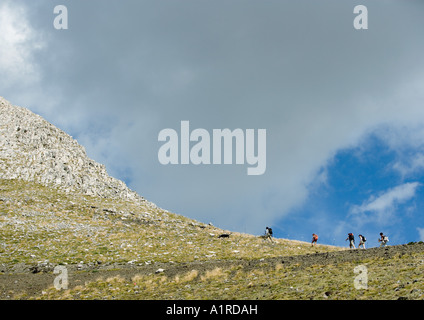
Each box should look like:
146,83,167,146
0,178,339,267
2,178,423,300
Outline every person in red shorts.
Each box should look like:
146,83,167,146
311,233,318,246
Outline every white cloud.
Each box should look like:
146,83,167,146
350,182,420,225
0,1,45,89
393,153,424,178
417,228,424,242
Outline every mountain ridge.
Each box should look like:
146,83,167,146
0,96,150,204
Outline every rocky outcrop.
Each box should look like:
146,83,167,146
0,96,145,202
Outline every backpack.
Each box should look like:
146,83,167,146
384,236,389,242
269,228,273,235
362,235,366,242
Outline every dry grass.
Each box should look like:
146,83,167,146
175,270,199,283
28,248,424,300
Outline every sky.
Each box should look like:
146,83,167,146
1,0,424,248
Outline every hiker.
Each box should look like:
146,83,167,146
311,233,318,247
264,227,274,242
345,233,356,249
378,232,389,247
358,234,366,249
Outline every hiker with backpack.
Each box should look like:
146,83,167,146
311,233,318,247
378,232,389,247
358,234,366,249
264,227,274,242
345,233,356,249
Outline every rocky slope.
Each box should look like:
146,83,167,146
0,96,146,202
